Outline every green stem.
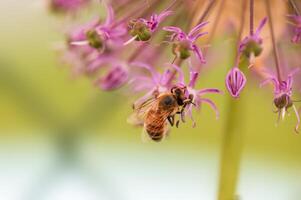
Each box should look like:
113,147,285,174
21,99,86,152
217,1,247,200
217,95,246,200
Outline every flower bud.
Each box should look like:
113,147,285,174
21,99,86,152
96,65,129,91
225,67,247,98
240,39,263,58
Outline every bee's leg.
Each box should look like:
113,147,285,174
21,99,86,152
183,99,195,106
180,107,186,123
167,115,175,127
176,120,180,128
183,94,195,106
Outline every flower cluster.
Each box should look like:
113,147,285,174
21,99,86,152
50,0,301,137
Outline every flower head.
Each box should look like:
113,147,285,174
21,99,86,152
163,22,209,63
287,15,301,43
260,68,300,132
129,62,175,106
225,66,247,98
239,17,267,59
130,62,172,91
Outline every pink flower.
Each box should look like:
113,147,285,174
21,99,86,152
225,67,247,98
126,10,173,43
171,64,222,127
70,4,126,50
95,62,129,91
130,62,193,108
260,68,300,132
163,22,208,63
239,17,267,58
129,62,175,106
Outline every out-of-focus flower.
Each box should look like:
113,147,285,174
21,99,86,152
287,15,301,43
49,0,90,14
163,22,208,63
127,10,173,43
62,19,104,74
225,66,247,98
71,4,127,51
260,68,300,132
95,61,129,91
239,17,267,59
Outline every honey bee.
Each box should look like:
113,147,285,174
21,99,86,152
130,86,194,142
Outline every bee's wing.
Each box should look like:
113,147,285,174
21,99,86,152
141,124,152,143
127,97,157,126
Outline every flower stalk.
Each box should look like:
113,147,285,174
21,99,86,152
250,0,254,35
265,0,282,82
197,0,216,25
289,0,300,16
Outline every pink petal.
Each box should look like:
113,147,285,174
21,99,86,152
131,62,159,84
255,17,267,36
192,45,206,64
198,88,223,95
188,21,209,37
104,4,115,26
200,98,219,119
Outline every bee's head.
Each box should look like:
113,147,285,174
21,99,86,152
171,85,187,106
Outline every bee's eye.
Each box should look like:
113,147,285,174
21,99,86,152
160,96,175,108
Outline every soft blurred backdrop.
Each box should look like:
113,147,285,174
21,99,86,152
1,0,301,200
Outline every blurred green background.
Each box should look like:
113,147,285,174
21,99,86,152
1,0,301,200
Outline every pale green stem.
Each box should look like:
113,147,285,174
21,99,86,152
217,97,246,200
217,0,247,200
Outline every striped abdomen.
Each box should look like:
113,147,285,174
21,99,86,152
145,109,167,142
